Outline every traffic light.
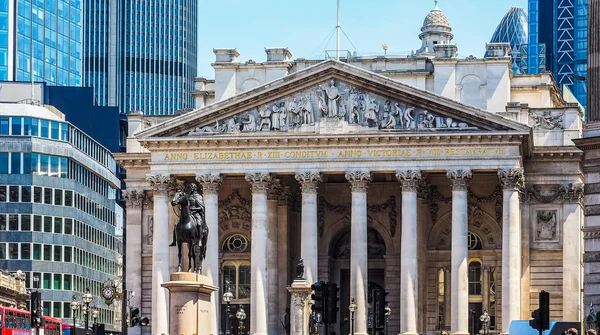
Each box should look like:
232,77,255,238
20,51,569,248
325,282,339,325
30,291,42,327
93,323,105,335
311,281,326,322
373,289,388,328
529,290,550,332
130,307,140,327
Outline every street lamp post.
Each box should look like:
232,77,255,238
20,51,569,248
92,307,98,325
223,286,234,335
70,296,79,327
384,303,391,335
82,288,93,334
349,298,357,335
236,305,246,335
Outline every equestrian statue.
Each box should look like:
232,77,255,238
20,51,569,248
170,183,209,273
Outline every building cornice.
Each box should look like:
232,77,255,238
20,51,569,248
114,153,151,169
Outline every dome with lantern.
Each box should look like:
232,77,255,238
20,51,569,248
416,0,456,56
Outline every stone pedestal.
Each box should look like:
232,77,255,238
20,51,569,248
161,272,218,335
288,279,312,335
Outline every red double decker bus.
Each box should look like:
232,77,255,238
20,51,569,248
0,307,31,335
39,317,62,335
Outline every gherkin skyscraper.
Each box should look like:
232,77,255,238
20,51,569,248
486,7,529,74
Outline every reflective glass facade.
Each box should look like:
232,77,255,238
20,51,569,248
84,0,197,115
1,0,83,86
528,0,588,110
487,7,529,74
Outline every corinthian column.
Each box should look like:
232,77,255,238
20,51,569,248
498,168,523,334
295,172,322,284
345,170,371,335
446,169,471,335
267,180,281,335
146,174,173,335
196,173,223,335
396,170,422,335
123,190,144,335
245,172,272,335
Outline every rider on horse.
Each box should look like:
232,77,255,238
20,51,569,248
169,183,205,246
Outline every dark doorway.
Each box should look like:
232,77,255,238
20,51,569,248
339,269,385,335
469,302,483,335
221,303,250,335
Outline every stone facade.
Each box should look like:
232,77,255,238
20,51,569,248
118,3,585,335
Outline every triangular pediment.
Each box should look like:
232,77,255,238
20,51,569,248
138,60,530,139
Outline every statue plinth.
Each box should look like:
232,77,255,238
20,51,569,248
162,272,218,335
288,279,312,335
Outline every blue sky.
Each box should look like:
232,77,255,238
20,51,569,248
197,0,528,76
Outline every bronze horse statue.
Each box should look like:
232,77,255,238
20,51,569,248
171,188,209,273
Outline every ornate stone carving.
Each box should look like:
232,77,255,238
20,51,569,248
185,79,477,136
147,215,153,245
396,170,423,192
498,168,524,190
521,183,584,205
447,169,472,191
123,189,144,208
278,186,292,206
333,227,386,258
319,195,396,237
245,172,272,194
267,179,282,200
535,210,558,241
345,170,371,192
146,174,173,194
295,172,322,194
561,183,584,205
143,192,153,209
417,178,431,200
529,110,563,130
218,189,252,234
196,173,223,195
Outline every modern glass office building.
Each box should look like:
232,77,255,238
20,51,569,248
487,7,529,74
528,0,588,109
0,103,123,328
83,0,197,115
0,0,83,86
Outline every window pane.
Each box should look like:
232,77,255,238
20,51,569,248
39,155,48,175
22,153,31,174
11,117,22,135
31,153,38,175
10,152,21,174
40,120,48,138
61,124,69,141
43,245,51,261
33,187,42,203
53,246,61,261
50,156,59,177
43,217,52,233
239,265,251,299
0,214,6,230
33,216,41,232
21,186,31,202
64,274,71,290
64,218,72,234
53,217,62,234
54,189,62,205
0,117,8,134
8,243,18,259
43,188,52,204
63,303,71,319
8,214,18,230
65,190,73,206
64,246,72,262
21,243,30,260
21,215,30,231
42,302,49,317
60,157,67,178
0,185,5,201
52,301,60,317
0,152,8,173
50,122,59,139
42,273,51,289
33,244,41,260
0,243,5,259
9,186,18,202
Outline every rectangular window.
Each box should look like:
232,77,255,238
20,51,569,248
64,218,72,235
0,117,8,134
33,244,41,260
33,187,42,203
9,186,18,202
61,124,69,141
21,215,30,231
0,243,4,259
0,152,8,173
50,122,59,139
42,302,50,317
39,154,48,175
21,186,31,202
8,214,18,230
0,214,6,230
64,274,72,290
53,217,62,234
43,216,52,233
24,118,38,136
11,117,22,135
50,156,59,177
31,153,38,175
8,243,18,259
33,215,42,232
53,246,61,261
52,300,60,317
64,246,72,262
20,243,30,260
42,273,51,289
22,153,31,174
60,157,67,178
10,152,21,174
43,188,52,204
40,119,48,138
0,185,5,201
54,189,62,206
43,245,51,261
65,190,73,206
63,303,71,319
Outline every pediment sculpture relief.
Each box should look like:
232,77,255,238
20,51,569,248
187,79,478,136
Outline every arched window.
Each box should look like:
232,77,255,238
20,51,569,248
220,234,251,303
222,234,250,253
468,232,483,250
468,261,482,295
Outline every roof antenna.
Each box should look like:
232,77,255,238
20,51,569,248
434,0,439,9
336,0,340,60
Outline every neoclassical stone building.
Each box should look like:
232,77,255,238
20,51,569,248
117,3,585,335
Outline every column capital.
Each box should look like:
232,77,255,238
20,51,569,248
196,173,224,195
278,186,292,206
447,169,472,191
345,170,372,193
267,179,282,200
146,174,174,195
295,172,322,194
396,170,423,192
123,189,144,208
143,192,154,209
498,168,524,190
245,172,272,194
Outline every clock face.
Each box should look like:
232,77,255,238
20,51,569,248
102,287,114,300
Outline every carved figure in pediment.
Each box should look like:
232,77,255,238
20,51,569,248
288,97,300,127
401,106,415,129
241,113,257,132
271,103,281,130
226,117,241,133
189,120,225,135
324,79,342,118
419,111,435,129
259,106,272,131
365,99,380,127
300,95,314,125
317,89,327,117
382,102,398,129
279,103,288,131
